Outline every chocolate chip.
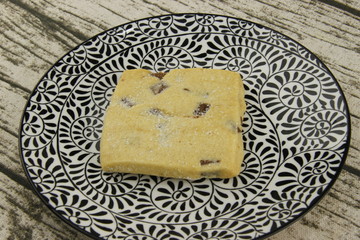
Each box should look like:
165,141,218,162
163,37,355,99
120,97,136,108
237,127,241,133
150,82,168,95
200,159,221,166
150,72,167,80
183,88,190,91
194,103,211,117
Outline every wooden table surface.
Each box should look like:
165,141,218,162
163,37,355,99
1,0,359,239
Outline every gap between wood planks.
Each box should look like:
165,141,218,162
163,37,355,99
0,73,32,95
343,164,360,177
0,161,31,191
318,0,360,17
8,0,89,42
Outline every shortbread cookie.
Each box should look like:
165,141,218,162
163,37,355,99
100,68,246,179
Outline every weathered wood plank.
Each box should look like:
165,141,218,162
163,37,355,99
0,172,92,240
1,0,359,239
0,78,28,137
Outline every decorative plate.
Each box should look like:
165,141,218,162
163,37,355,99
20,14,350,240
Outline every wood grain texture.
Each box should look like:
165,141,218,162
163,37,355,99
0,0,359,239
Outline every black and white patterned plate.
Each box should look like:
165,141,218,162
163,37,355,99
20,14,350,239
